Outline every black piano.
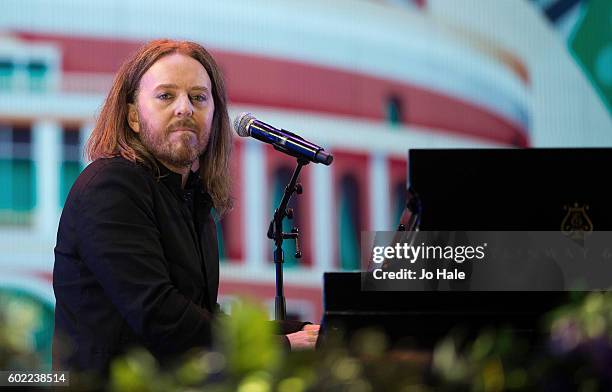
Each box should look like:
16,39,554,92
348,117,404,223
319,148,612,349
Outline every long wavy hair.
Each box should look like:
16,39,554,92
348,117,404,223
86,39,232,214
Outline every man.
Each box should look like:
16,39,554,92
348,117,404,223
53,39,318,377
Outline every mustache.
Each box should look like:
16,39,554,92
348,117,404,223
167,120,198,132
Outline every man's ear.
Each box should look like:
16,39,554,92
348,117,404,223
127,103,140,133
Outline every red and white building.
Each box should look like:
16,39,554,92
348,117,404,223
0,0,531,321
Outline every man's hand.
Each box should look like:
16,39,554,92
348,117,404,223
286,324,320,350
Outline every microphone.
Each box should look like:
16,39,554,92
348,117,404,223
233,113,333,165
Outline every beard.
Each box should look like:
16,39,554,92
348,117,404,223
138,116,210,169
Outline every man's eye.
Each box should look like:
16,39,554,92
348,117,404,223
191,94,207,102
157,93,172,100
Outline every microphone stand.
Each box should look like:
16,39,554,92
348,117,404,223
267,158,308,321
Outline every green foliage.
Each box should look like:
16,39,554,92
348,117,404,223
106,293,612,390
0,288,53,370
2,293,612,391
216,299,281,378
110,349,166,392
548,291,612,345
108,300,428,391
108,298,284,391
431,328,530,391
430,291,612,391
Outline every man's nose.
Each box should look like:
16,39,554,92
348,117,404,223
174,94,194,117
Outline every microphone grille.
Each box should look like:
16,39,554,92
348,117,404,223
233,112,256,137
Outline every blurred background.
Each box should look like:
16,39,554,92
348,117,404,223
0,0,610,370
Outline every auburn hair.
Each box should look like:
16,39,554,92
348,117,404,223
86,39,233,214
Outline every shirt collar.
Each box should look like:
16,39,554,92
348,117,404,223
155,157,198,187
156,159,214,211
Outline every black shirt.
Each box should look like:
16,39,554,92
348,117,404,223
53,156,219,375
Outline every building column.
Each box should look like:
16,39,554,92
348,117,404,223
312,161,333,272
33,120,61,238
369,152,390,231
244,139,266,269
80,122,94,168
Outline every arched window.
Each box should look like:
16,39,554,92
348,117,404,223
216,212,226,262
393,182,407,225
26,60,48,92
59,128,82,207
270,166,302,267
338,175,362,270
0,59,15,91
386,95,404,127
0,124,35,225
